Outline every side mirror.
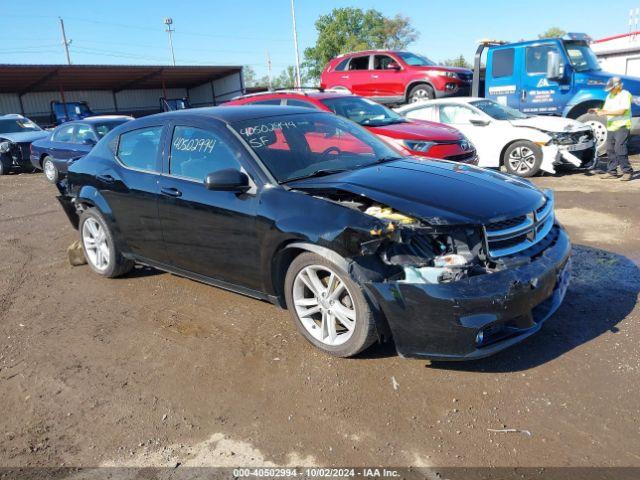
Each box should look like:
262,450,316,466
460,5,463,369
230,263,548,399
546,51,564,81
470,116,490,126
386,62,401,71
204,168,251,193
82,138,97,146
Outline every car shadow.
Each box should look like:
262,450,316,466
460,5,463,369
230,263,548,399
119,264,164,279
362,245,639,368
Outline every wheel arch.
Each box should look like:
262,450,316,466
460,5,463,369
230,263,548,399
404,80,436,102
566,100,603,119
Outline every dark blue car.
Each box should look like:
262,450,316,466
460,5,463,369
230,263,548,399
31,115,132,182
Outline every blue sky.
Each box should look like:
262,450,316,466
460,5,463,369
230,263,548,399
1,0,638,77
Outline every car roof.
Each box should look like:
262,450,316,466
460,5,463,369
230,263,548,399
0,113,27,119
235,90,354,101
83,115,133,123
143,105,330,123
396,97,487,110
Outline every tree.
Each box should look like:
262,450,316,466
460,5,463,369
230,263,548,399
243,66,258,87
538,27,566,39
303,7,419,79
441,54,471,69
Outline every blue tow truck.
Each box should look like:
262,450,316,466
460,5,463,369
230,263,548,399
471,33,640,152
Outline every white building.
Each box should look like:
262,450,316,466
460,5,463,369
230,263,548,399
591,31,640,76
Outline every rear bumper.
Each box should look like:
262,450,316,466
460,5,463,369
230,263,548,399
367,225,571,360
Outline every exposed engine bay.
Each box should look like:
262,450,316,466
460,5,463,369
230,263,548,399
304,189,499,285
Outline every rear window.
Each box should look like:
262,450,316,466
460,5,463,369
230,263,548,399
492,48,514,78
116,126,162,172
249,99,281,105
53,124,75,142
333,57,350,71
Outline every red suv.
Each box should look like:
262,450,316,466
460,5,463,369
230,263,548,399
226,91,477,163
320,50,472,104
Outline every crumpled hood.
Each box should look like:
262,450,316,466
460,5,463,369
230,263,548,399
0,131,48,144
289,158,547,226
509,115,589,133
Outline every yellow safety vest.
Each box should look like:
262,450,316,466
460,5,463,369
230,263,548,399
603,89,632,131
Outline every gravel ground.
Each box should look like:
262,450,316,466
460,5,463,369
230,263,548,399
0,158,638,471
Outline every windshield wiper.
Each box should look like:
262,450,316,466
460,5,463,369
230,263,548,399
282,168,348,183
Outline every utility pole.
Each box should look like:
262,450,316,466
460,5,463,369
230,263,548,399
266,50,273,90
59,17,72,65
164,17,176,66
290,0,302,88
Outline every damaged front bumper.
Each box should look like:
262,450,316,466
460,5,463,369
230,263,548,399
367,225,571,360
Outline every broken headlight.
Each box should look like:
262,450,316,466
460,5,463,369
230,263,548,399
0,141,11,153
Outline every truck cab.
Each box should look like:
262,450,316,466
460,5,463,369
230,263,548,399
472,33,640,151
51,101,94,125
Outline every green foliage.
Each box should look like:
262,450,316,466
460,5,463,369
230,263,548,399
303,7,419,78
538,27,566,39
441,54,471,69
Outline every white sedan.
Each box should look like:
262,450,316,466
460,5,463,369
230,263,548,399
395,98,597,177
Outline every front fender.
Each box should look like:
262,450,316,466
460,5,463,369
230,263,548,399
562,89,607,117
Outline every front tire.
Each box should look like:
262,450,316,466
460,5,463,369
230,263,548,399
577,112,607,155
42,156,59,183
0,160,6,175
503,140,543,177
284,252,377,357
79,208,134,278
408,83,435,103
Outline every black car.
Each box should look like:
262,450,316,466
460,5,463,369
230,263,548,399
0,114,48,175
56,106,572,360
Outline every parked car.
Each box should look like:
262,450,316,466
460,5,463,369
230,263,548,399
396,98,596,177
0,114,48,175
56,106,571,360
471,33,640,152
31,115,133,182
320,50,473,104
226,91,478,163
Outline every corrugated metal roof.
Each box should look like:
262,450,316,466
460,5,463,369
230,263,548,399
0,64,242,94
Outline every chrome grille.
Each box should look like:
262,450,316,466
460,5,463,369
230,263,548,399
484,193,555,258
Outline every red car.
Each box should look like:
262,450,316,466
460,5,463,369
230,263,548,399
320,50,472,104
226,91,477,163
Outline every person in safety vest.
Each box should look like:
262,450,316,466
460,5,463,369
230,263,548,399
590,77,635,181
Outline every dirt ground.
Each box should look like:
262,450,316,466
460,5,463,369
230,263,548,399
0,159,639,471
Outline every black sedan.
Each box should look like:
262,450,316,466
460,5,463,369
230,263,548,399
30,115,133,183
56,106,572,360
0,114,48,175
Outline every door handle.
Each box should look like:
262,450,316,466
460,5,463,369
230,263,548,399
521,89,527,101
96,174,115,184
161,187,182,198
371,74,379,79
340,75,350,79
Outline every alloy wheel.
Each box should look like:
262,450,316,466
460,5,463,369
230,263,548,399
292,265,356,346
82,218,110,272
410,88,431,103
585,120,608,151
508,146,537,175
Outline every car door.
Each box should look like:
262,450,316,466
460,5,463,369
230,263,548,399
100,124,167,261
344,55,373,96
486,47,520,110
438,104,501,167
520,43,570,114
157,119,262,289
370,54,404,98
49,124,79,160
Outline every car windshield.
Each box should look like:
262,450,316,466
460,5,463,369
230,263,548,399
94,120,128,139
396,52,437,67
563,41,601,72
470,100,530,120
0,117,42,134
320,96,405,127
231,112,401,183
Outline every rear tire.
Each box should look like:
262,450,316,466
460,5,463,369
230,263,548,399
502,140,543,177
408,83,435,103
0,160,6,175
284,252,377,357
42,156,59,183
79,208,134,278
576,112,607,155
